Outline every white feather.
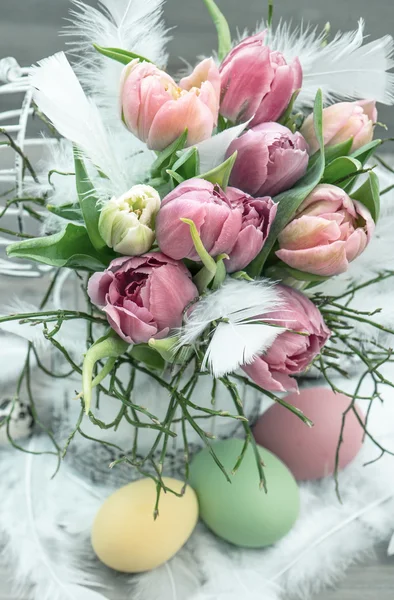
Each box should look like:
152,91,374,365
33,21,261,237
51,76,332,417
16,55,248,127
259,19,394,107
202,320,284,378
64,0,169,125
26,139,77,225
132,550,201,600
0,438,109,600
178,279,285,377
196,122,249,174
30,52,131,198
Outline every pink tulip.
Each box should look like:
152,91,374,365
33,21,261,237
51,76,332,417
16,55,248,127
155,179,276,272
243,285,331,392
226,123,309,197
120,58,220,151
88,253,198,344
224,187,277,272
301,100,377,154
219,32,302,126
276,184,375,277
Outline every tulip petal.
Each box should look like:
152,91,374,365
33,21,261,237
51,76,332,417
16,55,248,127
138,76,173,142
147,264,198,330
104,303,158,344
278,215,341,250
148,92,214,151
242,356,294,393
201,202,242,255
251,63,295,126
156,198,207,260
276,239,349,276
180,58,221,121
87,271,114,307
301,102,356,154
220,45,275,123
296,184,350,215
114,223,155,256
224,224,264,272
262,147,309,196
227,130,270,196
356,99,378,122
345,228,368,262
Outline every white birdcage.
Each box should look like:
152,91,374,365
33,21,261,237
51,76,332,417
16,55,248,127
0,56,55,279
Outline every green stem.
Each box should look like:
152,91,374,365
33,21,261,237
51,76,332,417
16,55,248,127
82,333,129,414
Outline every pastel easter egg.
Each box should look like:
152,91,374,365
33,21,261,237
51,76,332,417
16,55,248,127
189,438,299,548
253,387,365,481
91,477,198,572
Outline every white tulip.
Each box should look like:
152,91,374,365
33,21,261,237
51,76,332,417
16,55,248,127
99,185,161,255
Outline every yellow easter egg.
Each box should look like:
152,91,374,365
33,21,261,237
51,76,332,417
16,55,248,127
91,477,198,573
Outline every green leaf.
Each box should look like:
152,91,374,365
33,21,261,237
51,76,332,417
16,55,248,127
340,140,382,193
74,150,107,252
308,138,353,170
322,156,362,187
351,139,382,166
324,138,354,164
166,170,185,186
202,0,232,61
151,130,188,179
130,344,166,370
199,151,237,188
351,171,380,222
278,89,300,127
172,147,200,180
267,263,330,283
47,202,84,222
93,44,152,66
7,223,111,271
247,89,326,278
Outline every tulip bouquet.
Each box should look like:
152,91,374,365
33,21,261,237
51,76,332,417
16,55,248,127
2,0,394,496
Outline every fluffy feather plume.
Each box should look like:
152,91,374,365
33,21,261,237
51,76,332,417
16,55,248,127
131,548,201,600
178,279,285,377
29,52,133,198
64,0,169,123
0,439,108,600
259,19,394,107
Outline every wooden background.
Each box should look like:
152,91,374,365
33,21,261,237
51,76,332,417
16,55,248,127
0,0,394,598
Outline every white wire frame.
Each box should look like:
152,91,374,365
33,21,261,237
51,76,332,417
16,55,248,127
0,56,53,278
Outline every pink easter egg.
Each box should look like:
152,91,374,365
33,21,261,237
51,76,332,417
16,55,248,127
253,387,365,481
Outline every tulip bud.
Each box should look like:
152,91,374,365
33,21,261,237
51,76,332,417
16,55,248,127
99,185,161,256
120,58,220,151
226,123,309,197
219,32,302,126
276,184,375,277
300,100,377,154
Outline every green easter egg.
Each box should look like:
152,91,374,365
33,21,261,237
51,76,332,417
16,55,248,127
189,438,300,548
